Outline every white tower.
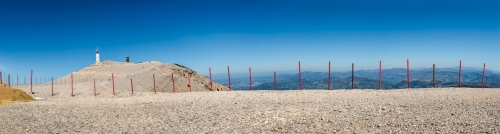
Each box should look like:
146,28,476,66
96,47,100,64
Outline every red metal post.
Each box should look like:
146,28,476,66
51,78,54,96
30,70,32,93
172,73,175,93
458,60,462,88
328,61,330,90
482,63,486,88
407,59,410,89
71,73,74,96
187,70,192,92
379,61,382,90
131,78,134,94
299,61,302,90
352,63,354,90
209,68,213,91
228,66,231,91
94,79,96,96
274,71,276,90
112,73,115,95
249,68,252,90
153,74,156,94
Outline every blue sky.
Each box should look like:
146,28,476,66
0,0,499,80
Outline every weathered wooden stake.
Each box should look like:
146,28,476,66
274,71,276,90
433,64,436,88
328,61,330,90
482,63,486,88
249,68,252,90
172,73,175,93
407,59,410,89
352,63,354,90
379,61,382,90
458,60,462,88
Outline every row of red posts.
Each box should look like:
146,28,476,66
2,60,488,96
230,60,487,90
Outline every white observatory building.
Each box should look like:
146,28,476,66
96,47,100,64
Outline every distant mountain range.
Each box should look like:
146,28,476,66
213,68,500,90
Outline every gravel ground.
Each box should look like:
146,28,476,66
1,87,499,133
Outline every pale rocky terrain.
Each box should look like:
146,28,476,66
52,60,230,93
1,87,499,133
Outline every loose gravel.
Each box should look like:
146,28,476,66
1,88,499,133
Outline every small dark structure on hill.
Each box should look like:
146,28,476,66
126,56,130,62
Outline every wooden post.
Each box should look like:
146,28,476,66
209,68,212,91
458,60,462,88
328,61,330,90
228,66,231,91
172,73,175,93
112,73,115,95
153,74,156,94
71,73,74,96
482,63,486,88
188,70,192,92
8,74,10,87
407,59,410,89
379,61,382,90
249,68,252,90
352,63,354,90
433,64,436,88
274,71,276,90
0,71,2,85
299,61,302,90
30,70,33,94
51,78,54,96
131,78,134,94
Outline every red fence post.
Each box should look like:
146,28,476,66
187,71,193,92
209,68,213,91
328,61,330,90
482,63,486,88
274,71,276,90
94,79,96,96
299,61,302,90
172,73,175,93
352,63,354,90
249,67,252,90
407,59,410,89
131,78,134,94
71,73,74,96
458,60,462,88
153,74,156,94
51,78,54,96
30,70,33,93
228,66,231,91
379,61,382,90
112,73,115,95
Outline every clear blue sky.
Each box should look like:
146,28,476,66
0,0,499,80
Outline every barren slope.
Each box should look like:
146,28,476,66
55,61,230,93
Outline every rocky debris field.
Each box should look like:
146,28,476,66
0,88,499,133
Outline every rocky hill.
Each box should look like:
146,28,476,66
55,60,230,93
